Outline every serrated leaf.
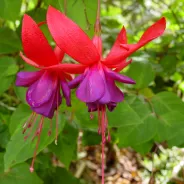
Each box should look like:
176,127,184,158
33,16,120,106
151,91,184,115
151,92,184,145
110,97,158,147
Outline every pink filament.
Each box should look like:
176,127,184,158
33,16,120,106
22,112,35,134
24,114,38,141
90,112,94,120
98,105,107,184
48,119,52,136
30,116,44,173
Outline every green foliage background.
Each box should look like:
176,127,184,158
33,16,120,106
0,0,183,183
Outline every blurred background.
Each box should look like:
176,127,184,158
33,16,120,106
0,0,184,183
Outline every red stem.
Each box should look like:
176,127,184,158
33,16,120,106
95,0,101,35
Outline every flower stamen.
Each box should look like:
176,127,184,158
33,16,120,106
30,116,44,173
24,114,38,141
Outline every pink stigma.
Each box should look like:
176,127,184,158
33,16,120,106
90,113,94,120
29,167,34,173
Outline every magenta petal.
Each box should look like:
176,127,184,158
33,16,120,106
68,74,84,89
32,87,62,118
105,68,135,84
76,65,105,103
87,103,98,112
108,79,124,103
99,76,124,103
26,71,56,107
61,80,71,106
107,102,117,112
16,71,42,87
98,79,111,104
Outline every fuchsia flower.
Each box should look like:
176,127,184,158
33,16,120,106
47,6,166,183
47,6,166,135
16,14,86,172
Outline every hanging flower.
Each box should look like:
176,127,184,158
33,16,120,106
16,14,86,172
47,5,166,134
47,6,166,183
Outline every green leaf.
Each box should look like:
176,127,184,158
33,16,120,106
74,100,98,130
109,97,158,147
0,123,10,148
14,86,27,104
0,0,22,21
0,153,43,184
0,28,22,54
126,61,155,89
82,130,101,146
51,167,81,184
160,55,177,75
132,141,153,155
4,110,66,170
0,57,18,95
49,124,78,169
4,65,19,77
151,92,184,145
9,104,31,135
45,0,97,37
151,91,184,115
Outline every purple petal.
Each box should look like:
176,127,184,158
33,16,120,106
16,71,42,87
98,75,111,104
99,74,124,104
107,102,117,112
105,67,135,84
87,102,98,112
108,79,124,103
26,71,56,107
68,74,84,89
32,86,62,118
76,65,105,103
61,80,71,106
